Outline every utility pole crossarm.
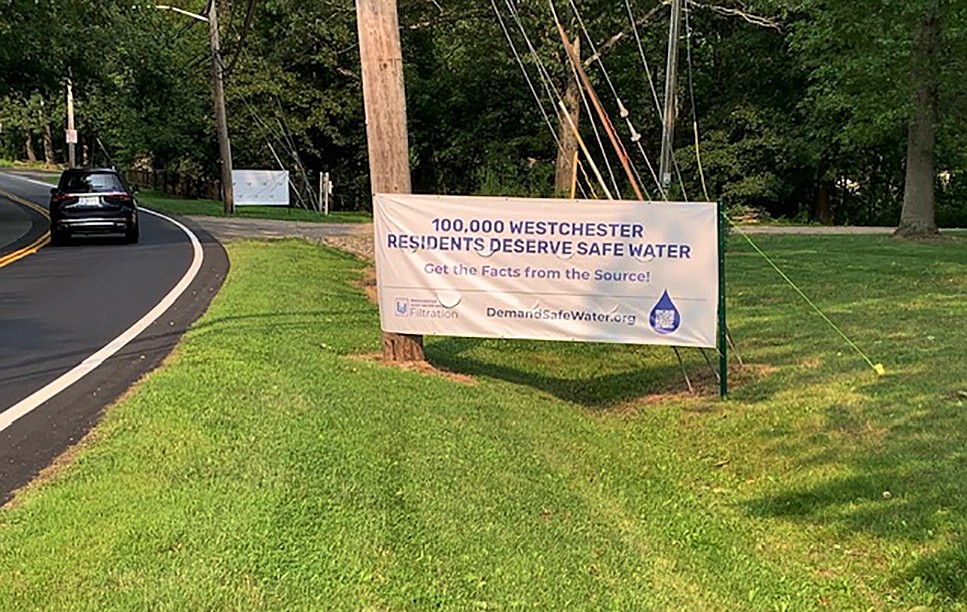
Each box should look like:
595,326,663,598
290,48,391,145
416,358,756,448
155,5,208,22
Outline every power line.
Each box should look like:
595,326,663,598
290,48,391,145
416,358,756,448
489,0,561,152
552,13,646,200
492,0,602,198
490,0,589,198
224,0,256,78
542,0,621,198
684,0,710,201
563,0,674,199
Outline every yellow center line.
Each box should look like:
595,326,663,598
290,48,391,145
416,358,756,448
0,189,51,268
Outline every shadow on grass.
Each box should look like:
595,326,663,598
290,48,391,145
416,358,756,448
743,391,967,603
425,336,716,408
902,540,967,602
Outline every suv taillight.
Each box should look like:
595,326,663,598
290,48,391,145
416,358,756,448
50,193,78,207
104,194,134,206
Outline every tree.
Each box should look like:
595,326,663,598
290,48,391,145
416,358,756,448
673,6,811,216
790,0,967,235
898,2,941,236
5,0,959,228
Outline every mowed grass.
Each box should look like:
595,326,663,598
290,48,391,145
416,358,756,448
0,234,964,609
138,189,371,224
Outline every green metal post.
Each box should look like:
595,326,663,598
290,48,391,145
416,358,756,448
717,201,728,399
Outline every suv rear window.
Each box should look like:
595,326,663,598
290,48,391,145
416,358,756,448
59,171,126,193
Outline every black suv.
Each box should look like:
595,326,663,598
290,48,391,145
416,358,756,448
49,168,140,245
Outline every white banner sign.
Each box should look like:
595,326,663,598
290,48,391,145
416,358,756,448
375,194,720,348
232,169,290,206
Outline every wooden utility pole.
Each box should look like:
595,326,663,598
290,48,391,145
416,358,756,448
155,4,234,211
554,35,581,198
658,0,682,196
208,1,235,214
356,0,424,361
557,23,644,201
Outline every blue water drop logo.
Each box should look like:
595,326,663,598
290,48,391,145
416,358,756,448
649,290,681,334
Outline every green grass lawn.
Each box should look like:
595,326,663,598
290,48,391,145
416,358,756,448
0,234,964,609
138,189,372,224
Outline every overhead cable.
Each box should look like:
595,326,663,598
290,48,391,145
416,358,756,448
489,0,561,150
491,0,591,198
684,0,710,200
561,0,669,198
543,0,622,198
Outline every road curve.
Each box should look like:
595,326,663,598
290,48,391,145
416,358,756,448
0,174,51,266
0,173,228,504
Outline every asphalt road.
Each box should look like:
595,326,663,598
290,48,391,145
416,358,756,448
0,172,228,503
0,172,50,258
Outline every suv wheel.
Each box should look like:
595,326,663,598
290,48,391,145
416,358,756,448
50,228,68,246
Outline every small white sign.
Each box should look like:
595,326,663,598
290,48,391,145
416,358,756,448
374,194,720,348
65,129,78,144
232,170,289,206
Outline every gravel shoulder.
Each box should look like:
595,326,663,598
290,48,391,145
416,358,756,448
185,215,376,261
184,216,916,264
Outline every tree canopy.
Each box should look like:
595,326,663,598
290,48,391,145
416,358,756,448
0,0,963,228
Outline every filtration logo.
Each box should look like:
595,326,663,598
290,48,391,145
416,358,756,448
393,297,459,320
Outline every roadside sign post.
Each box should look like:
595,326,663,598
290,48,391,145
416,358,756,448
319,172,332,215
718,201,728,399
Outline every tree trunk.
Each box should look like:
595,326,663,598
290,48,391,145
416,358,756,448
814,178,833,224
24,131,37,163
37,99,56,168
896,2,940,237
381,333,425,362
554,36,581,198
357,0,424,362
42,121,56,168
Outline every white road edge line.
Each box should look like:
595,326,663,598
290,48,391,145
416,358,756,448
0,172,58,189
0,209,205,433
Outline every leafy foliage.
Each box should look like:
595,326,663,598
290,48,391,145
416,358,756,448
0,0,963,222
